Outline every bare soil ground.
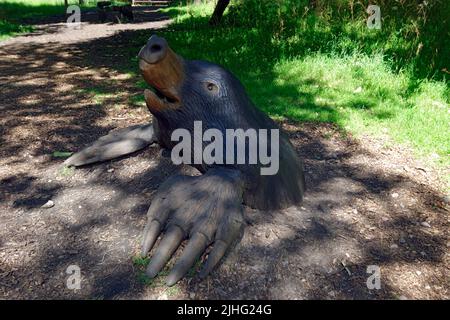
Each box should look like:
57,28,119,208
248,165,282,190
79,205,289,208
0,6,448,300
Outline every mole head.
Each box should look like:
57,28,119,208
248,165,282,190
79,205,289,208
138,35,184,112
138,35,248,117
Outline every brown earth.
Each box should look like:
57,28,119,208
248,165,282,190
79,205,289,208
0,5,448,300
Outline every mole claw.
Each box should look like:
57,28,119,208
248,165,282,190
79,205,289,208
199,240,228,278
141,168,244,283
141,220,161,257
145,225,184,278
166,232,208,286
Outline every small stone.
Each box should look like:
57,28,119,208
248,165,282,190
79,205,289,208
399,237,406,244
425,285,431,290
416,271,422,276
390,244,399,249
189,292,195,299
353,86,362,93
107,168,114,173
391,193,399,198
41,200,54,209
421,221,431,228
398,295,408,300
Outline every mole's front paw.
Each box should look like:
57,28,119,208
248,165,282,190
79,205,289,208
140,168,244,286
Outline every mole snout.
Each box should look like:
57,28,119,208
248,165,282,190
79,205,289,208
138,35,168,64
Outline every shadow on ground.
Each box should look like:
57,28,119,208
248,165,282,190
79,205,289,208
0,13,448,299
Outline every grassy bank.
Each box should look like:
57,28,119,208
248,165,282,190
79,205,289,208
147,1,448,172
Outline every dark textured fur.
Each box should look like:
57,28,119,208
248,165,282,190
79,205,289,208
152,60,306,210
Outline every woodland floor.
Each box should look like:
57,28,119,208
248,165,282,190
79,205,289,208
0,6,448,300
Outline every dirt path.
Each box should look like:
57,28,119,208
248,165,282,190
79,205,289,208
0,6,448,300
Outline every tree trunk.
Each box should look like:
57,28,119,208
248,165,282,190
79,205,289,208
209,0,230,26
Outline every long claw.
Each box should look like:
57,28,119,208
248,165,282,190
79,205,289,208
146,225,184,278
199,240,228,278
199,217,243,278
64,145,104,167
141,220,161,257
166,232,208,286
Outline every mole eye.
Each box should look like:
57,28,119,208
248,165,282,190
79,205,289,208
205,82,219,93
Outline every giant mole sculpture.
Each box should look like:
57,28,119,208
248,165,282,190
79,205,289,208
65,35,305,286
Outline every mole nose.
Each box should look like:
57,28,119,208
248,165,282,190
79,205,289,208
138,35,168,64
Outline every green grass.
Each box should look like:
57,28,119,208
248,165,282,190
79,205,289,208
79,86,118,104
150,1,449,174
0,18,33,40
59,165,75,177
132,254,200,289
265,55,449,165
0,0,97,40
0,0,97,21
